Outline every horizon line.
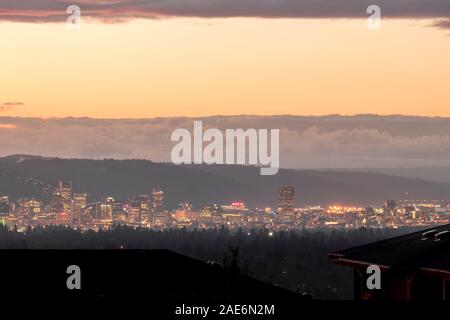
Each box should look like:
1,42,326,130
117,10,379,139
2,154,450,171
2,113,450,121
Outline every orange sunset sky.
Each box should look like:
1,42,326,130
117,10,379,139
1,6,449,118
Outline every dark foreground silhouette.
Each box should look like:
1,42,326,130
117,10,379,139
0,225,417,300
0,249,312,319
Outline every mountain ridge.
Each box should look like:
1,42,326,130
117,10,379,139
1,155,449,208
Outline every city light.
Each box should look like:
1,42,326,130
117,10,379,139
0,182,449,232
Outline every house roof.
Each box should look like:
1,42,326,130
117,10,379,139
0,249,305,301
329,224,450,276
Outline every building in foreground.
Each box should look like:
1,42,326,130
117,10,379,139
329,224,450,300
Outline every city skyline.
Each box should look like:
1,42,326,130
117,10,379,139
2,179,449,232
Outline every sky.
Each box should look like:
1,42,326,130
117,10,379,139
0,0,449,118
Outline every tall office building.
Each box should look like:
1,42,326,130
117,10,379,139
277,186,295,224
134,195,151,223
150,187,165,225
72,193,87,221
0,196,10,217
111,201,125,222
277,186,295,215
52,181,72,215
128,200,142,224
152,187,164,212
95,198,113,221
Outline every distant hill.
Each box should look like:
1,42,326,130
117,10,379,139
1,155,449,208
345,166,450,184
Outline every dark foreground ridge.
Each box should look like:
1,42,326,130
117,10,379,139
0,248,448,318
0,249,306,317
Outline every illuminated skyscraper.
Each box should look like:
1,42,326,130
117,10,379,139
130,195,151,224
149,187,165,226
0,196,10,217
95,200,113,221
277,186,295,214
111,201,126,222
152,187,164,213
128,201,141,224
51,191,64,214
52,181,72,215
72,193,87,222
277,186,295,223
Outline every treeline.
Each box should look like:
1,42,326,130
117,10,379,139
0,225,417,299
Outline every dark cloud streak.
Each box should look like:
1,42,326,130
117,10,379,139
0,0,448,24
431,19,450,29
0,102,24,112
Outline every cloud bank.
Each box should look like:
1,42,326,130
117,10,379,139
0,0,448,27
2,115,450,168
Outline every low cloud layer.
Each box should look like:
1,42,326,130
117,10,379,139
2,115,450,169
0,0,448,27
